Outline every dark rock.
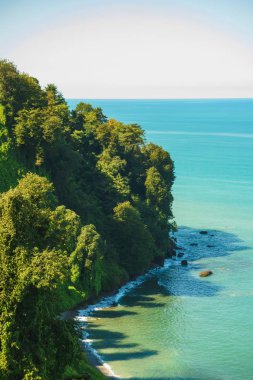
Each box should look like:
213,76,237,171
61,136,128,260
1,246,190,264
207,245,215,248
199,270,213,277
166,249,176,258
167,239,177,258
199,230,208,235
177,252,184,258
190,243,198,246
181,260,188,266
153,255,164,265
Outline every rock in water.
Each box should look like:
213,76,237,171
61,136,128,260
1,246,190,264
199,230,208,235
177,252,184,258
181,260,188,266
199,270,213,277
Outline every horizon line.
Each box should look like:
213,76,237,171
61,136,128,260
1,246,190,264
66,97,253,100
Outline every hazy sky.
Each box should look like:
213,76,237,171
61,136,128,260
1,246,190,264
1,0,253,98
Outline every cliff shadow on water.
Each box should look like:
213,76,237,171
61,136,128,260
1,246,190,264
84,227,250,373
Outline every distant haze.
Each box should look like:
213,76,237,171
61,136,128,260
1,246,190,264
1,0,253,98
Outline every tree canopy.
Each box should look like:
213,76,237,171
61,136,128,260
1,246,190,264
0,60,175,379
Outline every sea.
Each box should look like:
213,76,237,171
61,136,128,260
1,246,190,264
68,99,253,380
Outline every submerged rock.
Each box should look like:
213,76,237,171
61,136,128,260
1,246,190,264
199,270,213,277
177,252,184,258
190,243,198,246
181,260,188,266
199,230,208,235
207,245,215,248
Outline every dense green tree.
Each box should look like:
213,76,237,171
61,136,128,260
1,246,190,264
45,84,66,106
0,120,26,193
0,60,175,379
0,174,83,379
0,60,46,129
112,201,157,275
145,166,172,214
70,224,105,295
142,143,174,185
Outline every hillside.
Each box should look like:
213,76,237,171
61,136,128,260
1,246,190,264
0,60,175,380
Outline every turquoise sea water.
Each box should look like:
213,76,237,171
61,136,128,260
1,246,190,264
68,99,253,380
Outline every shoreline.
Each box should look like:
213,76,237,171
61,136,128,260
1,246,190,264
75,259,173,379
85,344,120,379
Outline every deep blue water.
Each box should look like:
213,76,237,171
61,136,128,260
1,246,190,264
69,99,253,380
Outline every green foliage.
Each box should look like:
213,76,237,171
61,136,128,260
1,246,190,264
70,225,105,296
0,123,26,192
0,174,83,379
101,259,129,292
0,60,46,128
56,285,86,312
97,149,130,198
145,166,172,213
0,104,5,124
14,103,69,165
45,84,66,106
0,60,175,379
142,142,175,185
112,201,157,275
64,352,107,380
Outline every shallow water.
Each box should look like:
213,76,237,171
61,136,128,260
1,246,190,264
69,99,253,380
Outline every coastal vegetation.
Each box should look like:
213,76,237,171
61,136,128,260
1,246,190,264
0,60,175,380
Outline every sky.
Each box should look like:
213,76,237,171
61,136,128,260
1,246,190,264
1,0,253,98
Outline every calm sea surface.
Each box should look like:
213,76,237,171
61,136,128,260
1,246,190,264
68,99,253,380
